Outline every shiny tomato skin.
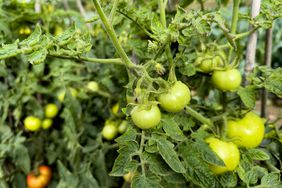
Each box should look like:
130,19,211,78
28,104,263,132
38,166,52,185
227,112,265,148
131,105,161,129
42,119,53,129
212,69,242,91
27,174,44,188
102,121,118,140
158,81,191,113
24,116,41,132
206,137,240,174
44,104,58,118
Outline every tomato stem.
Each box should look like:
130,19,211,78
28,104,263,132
228,0,241,62
185,106,213,127
139,130,146,176
92,0,134,69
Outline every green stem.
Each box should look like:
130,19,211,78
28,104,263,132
185,106,213,126
49,52,124,65
109,0,118,23
228,0,241,62
92,0,134,68
139,130,146,176
234,27,258,40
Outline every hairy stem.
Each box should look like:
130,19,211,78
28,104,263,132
185,106,213,126
92,0,134,68
139,130,146,176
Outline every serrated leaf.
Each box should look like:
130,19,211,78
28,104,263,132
57,161,79,188
0,41,20,60
161,115,186,142
132,174,162,188
110,141,139,176
219,173,238,187
19,25,42,47
27,48,48,65
143,152,172,176
115,126,137,144
156,138,185,173
237,86,256,108
246,148,270,161
261,173,282,186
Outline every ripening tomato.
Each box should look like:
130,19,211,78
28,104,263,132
158,81,191,113
206,137,240,174
42,119,53,130
27,165,51,188
102,121,118,140
212,69,242,91
111,103,119,115
44,104,58,118
226,112,265,148
24,116,41,131
131,104,161,129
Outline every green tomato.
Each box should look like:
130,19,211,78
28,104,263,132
131,104,161,129
87,81,99,92
158,81,191,113
44,104,58,118
57,88,78,102
212,69,242,91
196,51,225,73
226,112,265,148
118,120,128,134
102,121,118,140
42,119,53,129
24,116,41,131
206,137,240,174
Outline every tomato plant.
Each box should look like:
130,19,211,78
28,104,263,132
131,104,161,129
0,0,281,188
27,165,51,188
227,112,265,148
206,137,240,174
158,81,191,112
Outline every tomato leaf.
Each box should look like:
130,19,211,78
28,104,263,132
161,114,186,142
261,173,282,186
237,86,256,109
132,174,162,188
156,138,186,173
246,148,270,161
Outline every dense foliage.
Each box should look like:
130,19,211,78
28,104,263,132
0,0,282,187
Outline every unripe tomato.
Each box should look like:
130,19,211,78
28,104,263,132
123,172,135,182
54,25,63,36
196,51,225,73
87,81,99,92
19,26,32,35
44,104,58,118
102,121,118,140
24,116,41,131
131,104,161,129
42,119,53,129
118,120,128,134
158,81,191,113
206,137,240,174
212,69,242,91
111,103,119,115
57,88,78,102
226,112,265,148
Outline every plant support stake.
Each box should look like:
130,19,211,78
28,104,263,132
244,0,261,85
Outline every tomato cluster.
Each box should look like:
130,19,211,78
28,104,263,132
27,165,52,188
24,103,59,132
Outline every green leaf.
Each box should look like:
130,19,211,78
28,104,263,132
110,141,139,176
261,173,282,186
143,152,172,176
57,161,79,188
0,41,20,60
237,86,256,108
115,126,137,144
219,173,238,188
161,114,186,142
12,144,30,174
246,148,270,161
132,174,162,188
156,138,185,173
19,25,42,47
26,48,48,65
